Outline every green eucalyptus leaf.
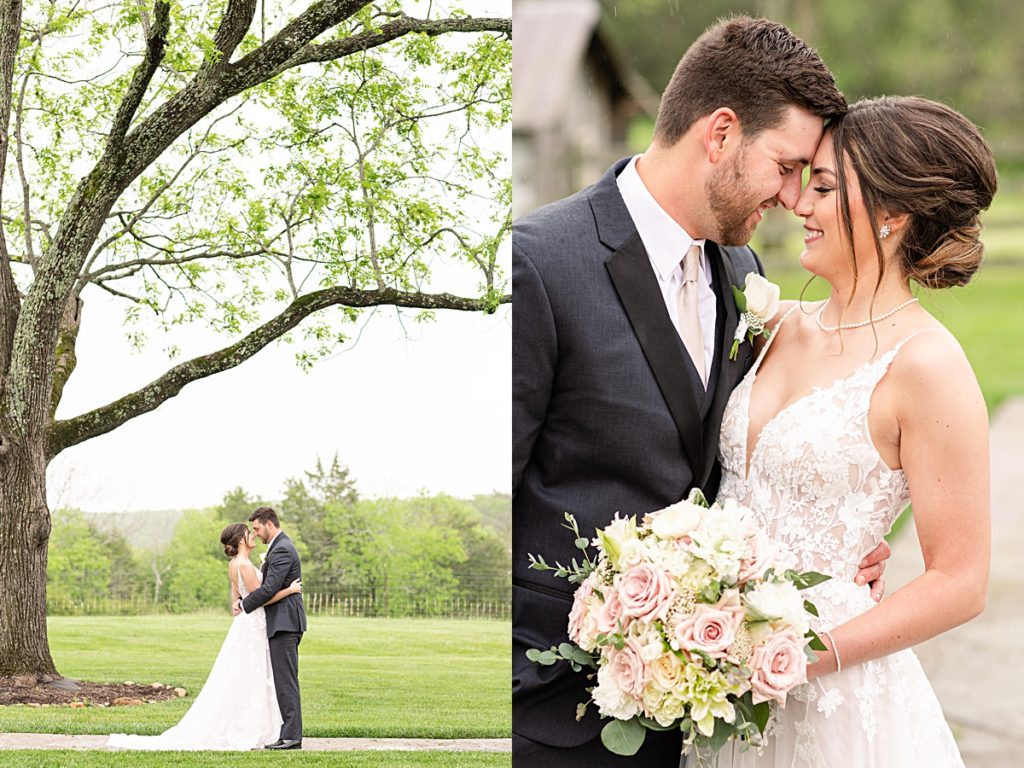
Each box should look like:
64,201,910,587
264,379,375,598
601,717,647,756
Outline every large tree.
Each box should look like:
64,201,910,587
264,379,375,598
0,0,510,682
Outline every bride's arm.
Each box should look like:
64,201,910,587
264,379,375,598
229,562,240,601
264,580,302,605
807,332,990,679
238,562,301,606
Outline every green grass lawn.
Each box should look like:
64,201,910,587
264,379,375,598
0,752,510,767
0,615,510,739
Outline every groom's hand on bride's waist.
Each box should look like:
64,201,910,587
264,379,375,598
856,540,892,602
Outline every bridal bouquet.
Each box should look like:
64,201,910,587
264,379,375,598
527,490,829,758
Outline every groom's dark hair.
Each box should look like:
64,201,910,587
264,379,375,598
654,16,846,145
249,506,280,528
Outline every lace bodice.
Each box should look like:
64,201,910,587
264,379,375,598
714,306,964,766
717,306,933,624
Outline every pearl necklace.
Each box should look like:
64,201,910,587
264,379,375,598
815,297,919,331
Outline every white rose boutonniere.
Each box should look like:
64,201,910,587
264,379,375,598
259,551,268,566
730,273,781,360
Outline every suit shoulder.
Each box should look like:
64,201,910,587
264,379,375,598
513,188,598,264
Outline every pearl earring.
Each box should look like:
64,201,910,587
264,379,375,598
878,224,891,239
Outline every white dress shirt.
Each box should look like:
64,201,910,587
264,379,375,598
616,155,717,381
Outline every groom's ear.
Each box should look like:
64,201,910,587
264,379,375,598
703,108,740,163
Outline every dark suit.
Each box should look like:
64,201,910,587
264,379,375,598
242,532,307,742
512,159,763,766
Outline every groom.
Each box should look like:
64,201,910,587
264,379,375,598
512,16,891,767
235,506,307,750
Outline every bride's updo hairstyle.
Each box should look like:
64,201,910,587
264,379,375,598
220,523,248,558
830,95,997,290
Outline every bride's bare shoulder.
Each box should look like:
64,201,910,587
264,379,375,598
889,321,983,414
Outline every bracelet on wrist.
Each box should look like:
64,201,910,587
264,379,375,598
821,629,842,674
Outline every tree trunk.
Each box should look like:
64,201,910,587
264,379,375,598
0,434,58,680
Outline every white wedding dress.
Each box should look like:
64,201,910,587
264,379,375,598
107,568,282,750
711,306,964,767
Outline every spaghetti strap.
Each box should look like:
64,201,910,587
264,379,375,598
750,302,801,374
886,326,951,359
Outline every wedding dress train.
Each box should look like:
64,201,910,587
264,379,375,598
107,569,282,750
711,306,964,767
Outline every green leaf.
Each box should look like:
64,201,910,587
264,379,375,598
752,701,771,734
638,716,677,732
803,599,819,617
526,648,559,665
732,285,748,312
558,642,576,659
709,718,732,751
575,537,590,551
601,717,647,756
686,487,709,507
790,571,832,590
806,629,828,652
596,529,621,563
569,646,599,669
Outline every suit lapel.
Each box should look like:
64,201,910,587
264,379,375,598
262,532,286,575
605,232,704,475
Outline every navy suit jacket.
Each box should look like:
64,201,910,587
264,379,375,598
242,532,308,638
512,159,763,747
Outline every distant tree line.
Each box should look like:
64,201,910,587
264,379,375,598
47,456,511,619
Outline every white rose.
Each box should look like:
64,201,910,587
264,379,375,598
648,689,687,727
617,536,656,570
743,273,781,320
688,500,753,582
592,664,642,720
635,625,668,663
744,580,809,636
646,500,703,540
648,652,684,693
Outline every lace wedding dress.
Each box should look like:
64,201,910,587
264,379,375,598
711,306,964,767
107,567,282,750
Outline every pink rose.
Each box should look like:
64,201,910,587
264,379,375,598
617,564,674,624
567,578,596,645
738,529,775,584
595,587,626,636
672,602,741,659
606,638,649,698
750,630,808,706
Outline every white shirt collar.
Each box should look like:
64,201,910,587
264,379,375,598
616,155,711,286
267,531,282,548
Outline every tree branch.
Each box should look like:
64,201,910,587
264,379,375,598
284,14,512,71
0,0,25,376
14,67,37,271
48,285,509,456
209,0,258,66
106,0,171,150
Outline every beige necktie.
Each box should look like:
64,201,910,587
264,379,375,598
677,244,706,387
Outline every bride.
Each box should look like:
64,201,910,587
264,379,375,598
107,523,302,751
713,95,994,766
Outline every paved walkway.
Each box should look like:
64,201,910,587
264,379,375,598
885,396,1024,768
0,733,511,751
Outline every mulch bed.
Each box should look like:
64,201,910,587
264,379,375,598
0,676,185,707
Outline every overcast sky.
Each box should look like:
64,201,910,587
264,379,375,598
46,0,511,514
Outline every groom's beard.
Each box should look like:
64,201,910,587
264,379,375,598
705,146,768,246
